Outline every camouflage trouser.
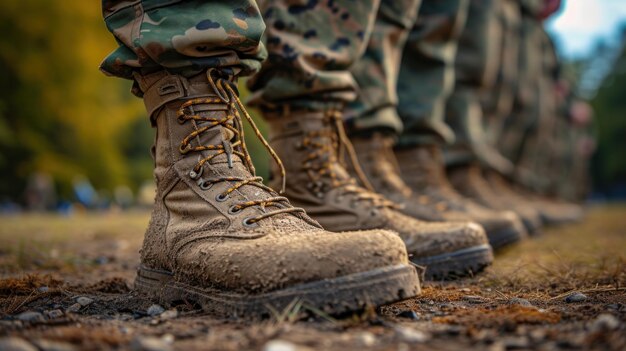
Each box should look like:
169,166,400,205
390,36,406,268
444,0,514,174
515,27,561,193
344,0,423,136
247,0,469,149
481,0,521,150
247,0,383,111
395,0,469,146
100,0,267,94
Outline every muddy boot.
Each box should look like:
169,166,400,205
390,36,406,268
531,198,584,225
393,145,527,251
483,171,544,235
266,110,493,280
448,164,543,236
516,189,584,226
133,70,421,318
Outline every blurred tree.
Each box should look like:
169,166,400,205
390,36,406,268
0,1,147,201
591,39,626,197
0,1,271,204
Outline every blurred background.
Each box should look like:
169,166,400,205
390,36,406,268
0,0,625,214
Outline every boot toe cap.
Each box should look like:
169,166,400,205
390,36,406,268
175,228,410,294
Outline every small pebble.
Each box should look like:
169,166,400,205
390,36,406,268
147,304,165,317
160,309,178,320
397,310,420,320
130,337,172,351
262,340,298,351
564,292,587,303
356,332,376,347
16,311,45,323
66,303,82,313
459,288,471,293
606,303,621,311
161,334,174,344
45,310,64,319
509,298,532,307
0,337,38,351
38,286,49,293
395,325,431,343
95,256,109,265
76,297,93,307
590,313,620,332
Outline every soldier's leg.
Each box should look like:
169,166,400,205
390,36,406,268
101,0,422,315
396,0,468,147
101,0,267,82
482,0,521,151
399,0,526,249
246,0,381,110
444,0,513,174
248,0,493,279
343,0,422,135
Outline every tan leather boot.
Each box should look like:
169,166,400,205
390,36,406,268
266,110,493,280
448,165,543,235
133,70,421,318
482,171,544,234
391,144,527,250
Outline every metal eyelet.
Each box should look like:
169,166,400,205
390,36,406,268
179,144,193,154
242,217,259,228
199,180,212,191
189,167,203,180
228,205,241,215
216,193,229,202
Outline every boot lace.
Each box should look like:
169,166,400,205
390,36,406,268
300,111,399,210
177,69,305,225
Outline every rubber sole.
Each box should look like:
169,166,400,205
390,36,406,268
134,264,421,319
488,226,525,251
411,244,493,280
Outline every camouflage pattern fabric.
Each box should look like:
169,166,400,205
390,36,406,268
247,0,382,112
444,0,514,174
498,3,544,169
481,0,521,150
396,0,469,147
100,0,267,90
343,0,422,136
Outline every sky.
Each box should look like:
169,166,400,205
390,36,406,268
547,0,626,58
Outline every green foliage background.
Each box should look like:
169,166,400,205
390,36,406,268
590,44,626,195
0,1,269,202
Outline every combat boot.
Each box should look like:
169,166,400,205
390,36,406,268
266,110,493,280
393,144,528,250
133,70,421,318
448,164,543,235
483,171,545,234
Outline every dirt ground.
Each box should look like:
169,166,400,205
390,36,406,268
0,205,625,351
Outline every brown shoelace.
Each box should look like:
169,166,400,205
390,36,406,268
300,111,399,210
177,70,305,225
